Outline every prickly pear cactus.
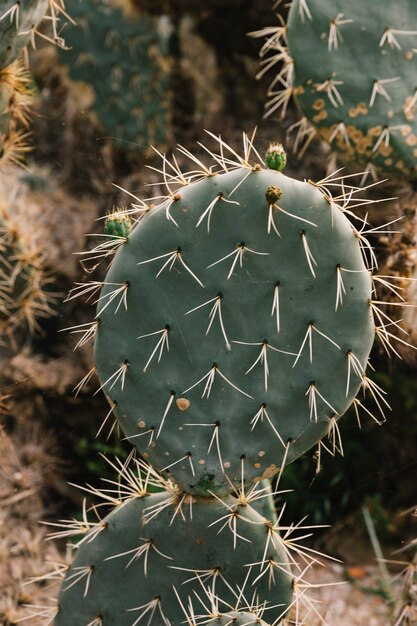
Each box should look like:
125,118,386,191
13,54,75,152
0,0,49,68
0,167,57,335
257,0,417,179
0,0,70,165
57,0,174,151
54,481,293,626
84,136,383,497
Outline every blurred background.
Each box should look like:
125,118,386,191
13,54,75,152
1,1,416,624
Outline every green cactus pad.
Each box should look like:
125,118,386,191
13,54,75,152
57,0,173,150
54,491,292,626
94,158,375,495
286,0,417,178
0,0,48,68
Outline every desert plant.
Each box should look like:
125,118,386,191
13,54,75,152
44,134,411,625
253,0,417,181
56,0,174,155
0,166,60,337
0,0,72,166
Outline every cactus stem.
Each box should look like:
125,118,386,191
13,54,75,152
250,404,286,447
369,77,401,107
182,364,254,399
105,537,173,573
300,231,317,277
95,361,129,395
206,244,270,280
137,326,171,372
305,383,338,423
228,169,253,197
0,4,20,25
127,597,170,626
137,248,204,287
185,294,231,350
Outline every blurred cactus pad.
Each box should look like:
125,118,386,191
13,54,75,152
58,0,174,151
262,0,417,179
0,0,48,68
0,167,57,336
81,134,397,498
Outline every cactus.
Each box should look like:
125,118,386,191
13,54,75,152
0,166,58,336
255,0,417,180
0,0,71,165
51,134,411,626
0,0,49,68
57,0,174,153
54,467,293,626
87,135,382,497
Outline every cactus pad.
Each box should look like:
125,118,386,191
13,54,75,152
93,139,375,496
57,0,173,151
54,489,293,626
283,0,417,178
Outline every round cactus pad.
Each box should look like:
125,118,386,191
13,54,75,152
55,491,292,625
95,162,374,495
